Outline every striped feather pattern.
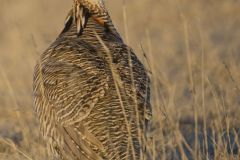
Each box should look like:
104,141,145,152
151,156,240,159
33,1,152,159
73,0,120,38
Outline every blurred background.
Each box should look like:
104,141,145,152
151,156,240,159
0,0,240,159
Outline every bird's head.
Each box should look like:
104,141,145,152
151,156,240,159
70,0,108,35
74,0,105,10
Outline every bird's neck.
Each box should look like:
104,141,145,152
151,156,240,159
59,10,123,43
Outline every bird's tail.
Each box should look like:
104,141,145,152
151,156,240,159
56,124,105,160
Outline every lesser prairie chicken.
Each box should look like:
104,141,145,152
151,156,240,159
33,0,152,159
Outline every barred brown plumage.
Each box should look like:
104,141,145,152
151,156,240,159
73,0,118,37
33,0,152,159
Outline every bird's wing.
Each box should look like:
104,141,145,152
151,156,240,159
127,48,152,157
109,44,152,156
56,124,105,160
132,50,152,123
34,46,110,159
111,44,152,123
40,48,109,125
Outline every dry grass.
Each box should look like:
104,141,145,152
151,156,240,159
0,0,240,159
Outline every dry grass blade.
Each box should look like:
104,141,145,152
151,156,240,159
122,3,144,160
1,0,240,159
198,19,209,160
93,30,136,159
223,63,240,93
0,138,33,160
0,69,31,147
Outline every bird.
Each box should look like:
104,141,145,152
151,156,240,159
71,0,119,36
33,0,152,159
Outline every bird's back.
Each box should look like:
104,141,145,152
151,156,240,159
33,6,151,160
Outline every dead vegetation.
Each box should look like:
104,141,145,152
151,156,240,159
0,0,240,159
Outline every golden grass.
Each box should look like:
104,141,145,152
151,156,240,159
0,0,240,159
